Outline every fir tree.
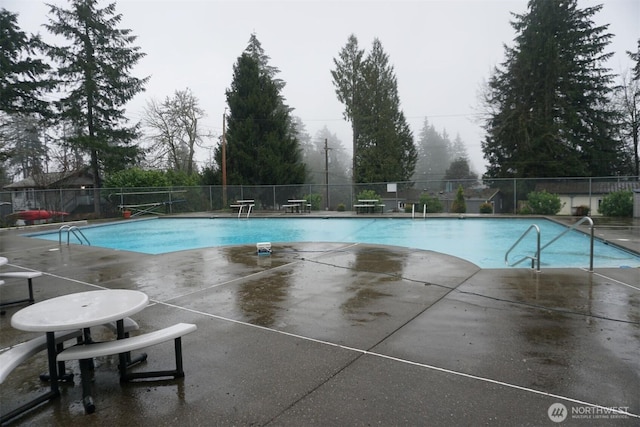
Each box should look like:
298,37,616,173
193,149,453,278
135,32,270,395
44,0,148,212
482,0,620,178
221,35,305,191
333,37,416,183
414,118,451,183
0,9,53,116
331,34,365,183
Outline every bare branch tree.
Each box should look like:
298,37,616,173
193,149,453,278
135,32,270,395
143,88,208,175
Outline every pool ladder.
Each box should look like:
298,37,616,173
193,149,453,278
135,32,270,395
59,225,91,246
505,216,594,272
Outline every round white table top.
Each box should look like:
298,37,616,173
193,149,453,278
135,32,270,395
0,257,7,266
11,289,149,332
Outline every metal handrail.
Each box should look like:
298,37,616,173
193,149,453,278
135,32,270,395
505,224,541,271
58,225,90,246
540,216,594,272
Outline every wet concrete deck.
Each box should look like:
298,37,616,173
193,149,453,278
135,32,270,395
0,216,638,426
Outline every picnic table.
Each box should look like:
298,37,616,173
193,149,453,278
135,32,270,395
353,199,385,214
10,290,149,414
283,199,310,213
230,200,255,218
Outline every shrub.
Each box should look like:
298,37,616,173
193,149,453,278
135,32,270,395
451,185,466,213
526,190,563,215
304,193,322,211
598,190,633,217
104,168,169,188
575,205,590,216
104,167,202,189
337,203,346,212
519,205,533,215
479,202,493,214
416,193,443,213
356,189,380,202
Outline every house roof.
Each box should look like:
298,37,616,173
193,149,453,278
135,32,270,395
3,169,93,190
534,180,640,195
380,187,500,202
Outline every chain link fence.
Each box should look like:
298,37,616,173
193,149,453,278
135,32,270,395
1,176,638,226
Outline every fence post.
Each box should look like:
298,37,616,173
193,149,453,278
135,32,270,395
513,178,517,214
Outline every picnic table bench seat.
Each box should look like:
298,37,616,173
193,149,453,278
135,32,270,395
353,204,385,214
282,203,312,213
0,317,141,385
0,271,43,309
57,322,197,381
0,329,82,384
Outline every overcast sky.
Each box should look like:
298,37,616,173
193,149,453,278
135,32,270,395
6,0,640,173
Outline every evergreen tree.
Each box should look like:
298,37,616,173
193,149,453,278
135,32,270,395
0,9,54,182
482,0,620,178
623,40,640,176
0,9,53,116
331,34,365,183
4,115,48,180
298,125,350,186
314,126,350,185
221,36,305,190
451,185,467,213
413,118,451,183
443,157,477,188
333,37,416,183
44,0,147,213
450,134,469,162
630,39,640,82
245,33,284,92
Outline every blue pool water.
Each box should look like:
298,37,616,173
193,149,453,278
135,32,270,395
27,217,639,269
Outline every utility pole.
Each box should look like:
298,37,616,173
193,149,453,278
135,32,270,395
222,108,228,208
324,138,331,210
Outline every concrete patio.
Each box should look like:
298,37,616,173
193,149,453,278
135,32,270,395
0,215,638,426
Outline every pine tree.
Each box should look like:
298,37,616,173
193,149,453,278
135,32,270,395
222,35,305,192
482,0,620,178
44,0,148,212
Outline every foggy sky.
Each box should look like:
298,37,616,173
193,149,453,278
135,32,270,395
6,0,640,174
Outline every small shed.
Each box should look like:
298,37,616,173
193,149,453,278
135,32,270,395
3,169,94,213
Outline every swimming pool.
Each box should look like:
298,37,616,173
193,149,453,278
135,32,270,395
27,217,639,269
